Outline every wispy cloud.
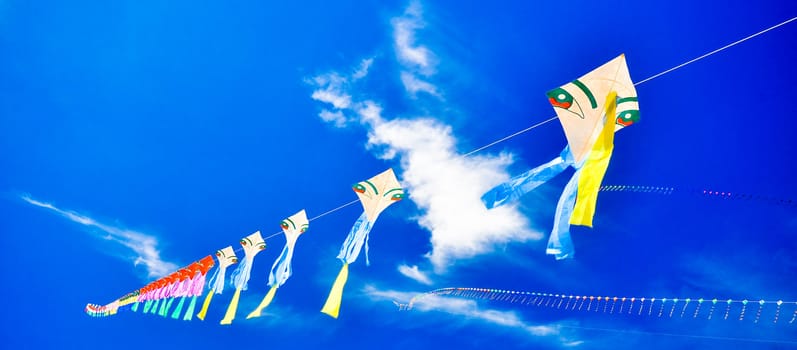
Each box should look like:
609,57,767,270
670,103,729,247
364,285,581,345
400,72,440,98
392,1,441,99
398,264,433,285
308,2,542,272
392,1,434,74
21,194,178,278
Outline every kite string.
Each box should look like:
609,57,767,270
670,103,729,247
634,15,797,85
237,16,797,246
462,15,797,156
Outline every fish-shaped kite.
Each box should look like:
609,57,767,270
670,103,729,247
321,169,404,318
197,246,238,320
248,210,309,319
220,231,265,325
482,54,639,259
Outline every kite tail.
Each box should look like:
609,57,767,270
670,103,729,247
546,167,581,260
481,153,571,209
571,92,618,227
150,299,161,314
143,300,153,313
219,288,242,325
208,266,227,294
170,297,186,319
160,297,174,317
196,290,214,321
337,213,373,265
321,263,350,319
230,257,254,291
191,273,207,296
183,296,198,321
247,285,278,319
269,244,294,288
131,302,139,313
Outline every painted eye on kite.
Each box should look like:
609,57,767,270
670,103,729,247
391,193,404,201
352,183,366,193
280,221,290,230
240,239,247,246
615,109,639,127
547,88,574,109
231,258,238,263
215,252,221,257
257,243,266,250
300,224,309,233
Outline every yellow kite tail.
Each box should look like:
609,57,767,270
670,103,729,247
246,285,278,319
571,91,618,227
196,290,214,321
219,288,242,325
320,264,349,319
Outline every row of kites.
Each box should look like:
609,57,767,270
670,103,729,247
87,54,643,322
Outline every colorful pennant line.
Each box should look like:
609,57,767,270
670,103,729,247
400,287,797,324
600,185,796,207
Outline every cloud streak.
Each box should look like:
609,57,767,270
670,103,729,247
364,285,581,345
398,264,433,285
21,194,178,278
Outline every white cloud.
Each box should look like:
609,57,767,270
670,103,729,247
398,264,433,285
21,195,178,278
400,72,440,97
364,285,568,339
308,1,543,272
311,87,352,110
352,58,374,80
392,1,434,73
362,112,540,271
318,109,348,128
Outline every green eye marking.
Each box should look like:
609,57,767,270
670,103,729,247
617,96,638,104
300,224,309,233
383,188,403,196
572,79,597,109
615,109,640,127
363,180,379,195
547,87,574,109
384,188,404,201
282,218,296,230
353,183,366,193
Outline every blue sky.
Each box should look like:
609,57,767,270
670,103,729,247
1,0,797,348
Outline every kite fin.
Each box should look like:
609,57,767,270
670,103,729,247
571,92,618,227
131,302,139,313
170,297,186,319
149,299,160,314
247,285,278,319
321,263,349,319
183,296,198,321
220,288,242,325
196,290,214,321
142,300,153,313
161,297,174,317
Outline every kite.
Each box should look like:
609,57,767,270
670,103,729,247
220,231,266,325
321,168,404,318
197,246,238,320
398,287,797,325
248,209,309,319
481,54,639,259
